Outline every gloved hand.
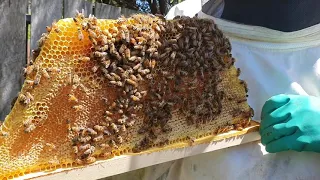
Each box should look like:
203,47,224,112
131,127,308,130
260,94,320,153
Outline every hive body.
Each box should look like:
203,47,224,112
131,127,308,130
0,14,253,178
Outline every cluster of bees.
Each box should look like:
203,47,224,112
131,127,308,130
17,10,253,164
70,11,252,157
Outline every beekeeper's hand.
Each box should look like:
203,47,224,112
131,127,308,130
260,94,320,153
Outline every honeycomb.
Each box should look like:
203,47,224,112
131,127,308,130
0,13,254,179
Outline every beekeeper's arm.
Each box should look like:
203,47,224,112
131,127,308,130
260,94,320,153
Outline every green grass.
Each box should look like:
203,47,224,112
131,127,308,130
28,24,31,40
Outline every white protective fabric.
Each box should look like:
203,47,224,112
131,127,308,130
144,1,320,180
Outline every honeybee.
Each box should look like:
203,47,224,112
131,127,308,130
93,134,104,142
67,72,72,85
119,30,126,41
130,95,140,101
72,105,84,111
93,125,104,132
24,65,35,75
46,25,52,32
94,51,107,58
128,75,137,82
110,123,119,133
113,51,122,61
33,73,41,85
103,129,112,136
100,143,111,149
117,44,125,54
110,81,123,87
37,33,48,47
120,124,126,132
41,68,50,79
0,130,8,137
110,139,118,149
32,48,40,60
129,56,138,62
88,29,97,39
77,27,84,41
117,16,126,24
117,135,123,144
136,74,144,81
125,79,137,87
134,45,144,50
76,9,85,20
86,157,96,163
25,124,36,133
23,116,33,127
68,94,78,102
79,136,91,143
75,158,83,165
150,59,156,69
45,143,56,150
83,145,95,155
117,117,126,124
51,20,60,33
126,120,135,127
89,36,97,45
87,128,97,135
234,124,243,131
132,63,141,70
99,44,109,51
139,31,150,39
48,156,60,165
91,65,99,73
101,59,111,69
73,17,79,24
138,68,150,75
47,67,61,74
105,73,115,81
240,80,248,93
71,126,84,132
73,74,80,85
170,51,176,60
110,26,118,34
102,30,112,38
109,73,120,81
236,68,241,76
25,80,35,86
81,20,89,30
105,111,113,116
110,101,117,109
125,31,130,43
146,47,157,54
73,146,78,154
79,84,89,94
118,109,124,114
25,92,34,102
186,136,195,145
151,23,161,32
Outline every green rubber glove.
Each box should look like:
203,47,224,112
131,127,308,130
260,94,320,153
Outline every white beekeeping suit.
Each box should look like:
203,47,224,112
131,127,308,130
105,0,320,179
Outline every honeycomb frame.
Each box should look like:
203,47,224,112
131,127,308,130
0,13,254,179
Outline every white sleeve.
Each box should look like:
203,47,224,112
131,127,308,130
165,0,224,20
165,0,202,20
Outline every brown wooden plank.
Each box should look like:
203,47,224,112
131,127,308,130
64,0,93,18
121,8,138,17
31,0,63,51
94,3,121,19
0,0,27,120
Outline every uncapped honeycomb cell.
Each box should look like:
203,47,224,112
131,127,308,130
0,13,255,179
